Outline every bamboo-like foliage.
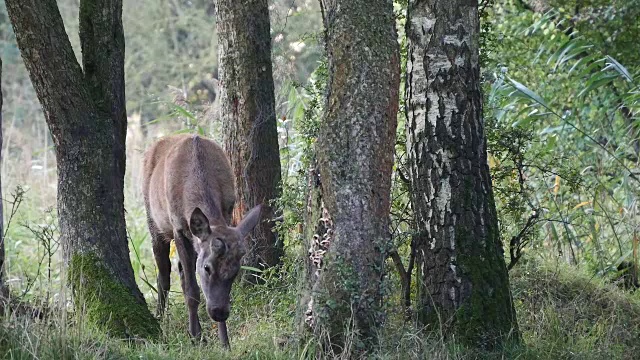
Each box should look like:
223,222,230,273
487,6,640,278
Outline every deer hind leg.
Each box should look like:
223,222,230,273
174,229,202,339
151,232,171,318
146,213,172,318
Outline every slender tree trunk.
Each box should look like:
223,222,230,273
299,0,400,352
519,0,550,13
0,56,5,299
405,0,519,348
6,0,159,338
215,0,283,272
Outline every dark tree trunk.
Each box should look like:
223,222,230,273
5,0,159,338
215,0,283,272
405,0,519,348
299,0,400,352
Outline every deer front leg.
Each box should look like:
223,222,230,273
219,321,230,349
175,229,202,339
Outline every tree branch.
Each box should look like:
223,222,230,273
79,0,128,198
80,0,126,119
389,250,408,286
403,237,416,319
508,211,540,271
388,237,417,320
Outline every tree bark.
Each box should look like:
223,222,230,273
405,0,519,348
215,0,283,272
299,0,400,352
0,56,5,298
518,0,550,13
5,0,159,338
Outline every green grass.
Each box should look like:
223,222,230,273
0,283,294,360
2,257,640,359
509,260,640,360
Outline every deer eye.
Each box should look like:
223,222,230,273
204,265,211,275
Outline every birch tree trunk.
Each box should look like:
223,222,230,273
215,0,283,273
6,0,159,338
405,0,519,348
299,0,400,352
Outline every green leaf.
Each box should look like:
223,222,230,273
139,275,158,294
147,113,177,125
577,74,618,98
241,265,264,273
508,77,552,111
540,125,568,136
604,55,634,83
613,249,634,268
326,299,337,310
171,104,197,120
172,128,195,135
568,54,596,74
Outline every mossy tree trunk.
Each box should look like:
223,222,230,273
405,0,519,348
215,0,283,272
5,0,159,338
299,0,400,352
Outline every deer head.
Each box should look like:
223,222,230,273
189,204,262,321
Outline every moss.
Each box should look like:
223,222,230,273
68,253,161,339
415,178,518,349
451,213,520,349
436,172,515,346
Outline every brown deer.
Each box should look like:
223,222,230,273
142,134,261,348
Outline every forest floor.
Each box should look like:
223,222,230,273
1,258,639,360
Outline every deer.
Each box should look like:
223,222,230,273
142,133,261,348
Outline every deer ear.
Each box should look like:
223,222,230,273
211,238,227,256
236,204,262,238
189,207,211,240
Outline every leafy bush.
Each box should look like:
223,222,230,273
485,1,640,279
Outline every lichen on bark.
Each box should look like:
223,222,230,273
69,253,161,339
299,0,401,353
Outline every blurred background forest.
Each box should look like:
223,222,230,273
1,0,640,358
0,0,323,296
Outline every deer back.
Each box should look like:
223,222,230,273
142,134,235,237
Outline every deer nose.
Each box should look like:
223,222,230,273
209,307,230,322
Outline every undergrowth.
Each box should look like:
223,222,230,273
2,257,639,359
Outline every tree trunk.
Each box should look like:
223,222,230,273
299,0,400,352
0,56,5,299
405,0,519,348
215,0,283,272
5,0,159,338
520,0,550,13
